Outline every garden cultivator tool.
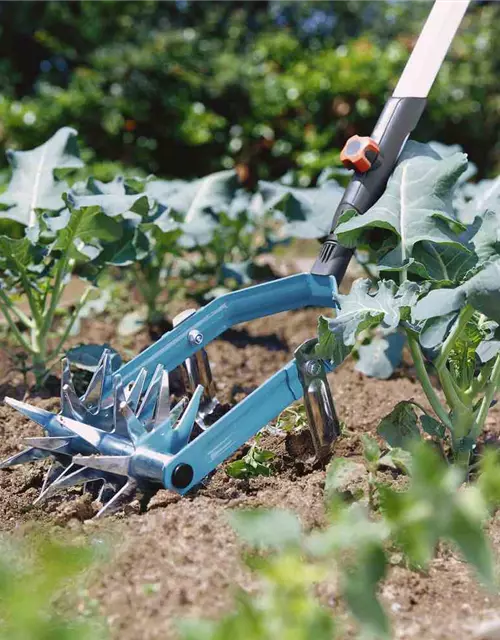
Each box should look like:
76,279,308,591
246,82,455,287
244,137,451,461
1,0,470,515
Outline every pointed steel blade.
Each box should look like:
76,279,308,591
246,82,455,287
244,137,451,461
38,466,111,502
119,401,146,445
112,375,131,439
139,397,187,451
61,358,90,421
82,349,114,412
5,397,72,439
81,353,106,410
38,461,68,499
95,478,137,518
57,415,105,448
5,398,58,432
97,478,124,504
24,436,75,452
172,385,204,452
153,370,171,428
0,447,52,469
51,461,78,484
137,364,164,428
125,368,147,412
72,454,132,477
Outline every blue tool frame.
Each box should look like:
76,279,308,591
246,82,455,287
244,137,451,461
119,272,338,386
115,272,338,493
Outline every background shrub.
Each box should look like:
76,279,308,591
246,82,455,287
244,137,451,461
0,1,498,183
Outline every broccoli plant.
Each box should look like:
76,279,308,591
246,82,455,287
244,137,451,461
318,141,500,468
0,129,147,385
174,170,284,298
98,171,272,333
70,174,182,333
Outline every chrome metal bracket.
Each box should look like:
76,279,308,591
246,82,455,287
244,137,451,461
294,338,340,460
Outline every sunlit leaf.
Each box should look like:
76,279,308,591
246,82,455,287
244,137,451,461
335,141,468,274
329,279,419,346
377,402,421,450
0,127,83,227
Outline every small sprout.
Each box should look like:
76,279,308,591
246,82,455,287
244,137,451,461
142,583,161,596
275,402,308,433
226,440,276,479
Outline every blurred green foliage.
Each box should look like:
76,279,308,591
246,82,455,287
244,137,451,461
0,533,108,640
179,443,500,640
0,1,498,183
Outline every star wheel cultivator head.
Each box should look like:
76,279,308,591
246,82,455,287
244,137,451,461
2,280,340,518
1,357,218,517
1,306,225,517
1,0,471,517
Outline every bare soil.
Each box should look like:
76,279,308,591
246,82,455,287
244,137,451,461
1,289,500,639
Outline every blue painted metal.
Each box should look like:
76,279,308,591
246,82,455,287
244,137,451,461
104,272,339,494
118,273,338,387
2,273,341,506
162,356,338,494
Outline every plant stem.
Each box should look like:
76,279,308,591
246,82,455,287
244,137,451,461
435,304,475,371
468,353,500,443
0,301,33,353
19,272,42,326
405,330,453,430
0,288,33,329
39,256,71,339
465,365,491,401
47,287,92,363
438,366,470,415
407,399,434,417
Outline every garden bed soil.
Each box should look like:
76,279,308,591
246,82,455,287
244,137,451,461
1,295,500,639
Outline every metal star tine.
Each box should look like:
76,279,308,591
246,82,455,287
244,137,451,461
95,479,138,518
67,386,204,514
1,338,215,516
81,349,114,412
61,356,115,431
0,447,53,469
124,368,147,412
136,364,165,429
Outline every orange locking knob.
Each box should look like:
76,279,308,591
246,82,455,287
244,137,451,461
340,135,380,173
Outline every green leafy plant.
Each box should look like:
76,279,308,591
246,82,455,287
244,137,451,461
97,170,283,333
0,129,335,381
70,173,181,332
275,402,309,433
317,141,500,469
181,443,500,640
226,436,276,480
0,129,146,385
0,533,108,640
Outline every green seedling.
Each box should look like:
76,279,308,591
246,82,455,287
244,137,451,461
226,437,276,479
0,130,147,385
187,442,500,640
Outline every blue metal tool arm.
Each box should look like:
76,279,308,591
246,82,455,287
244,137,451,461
161,356,336,494
118,273,338,387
